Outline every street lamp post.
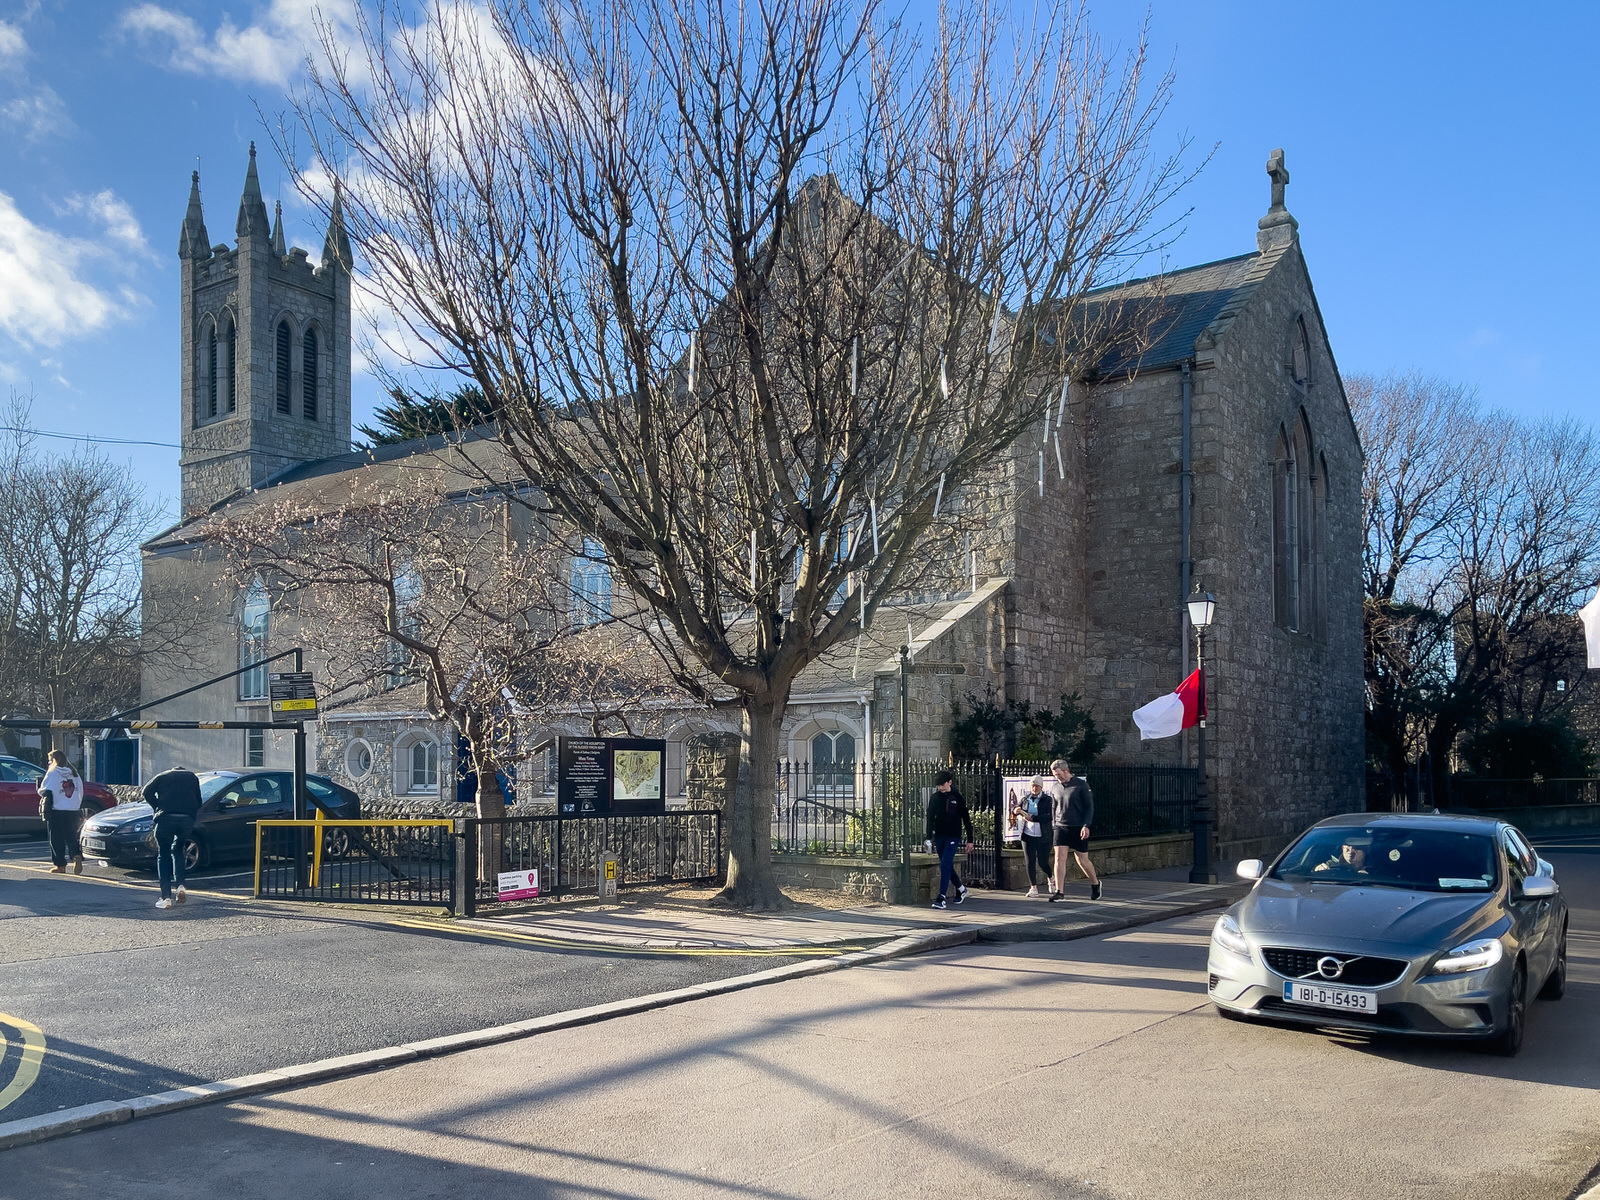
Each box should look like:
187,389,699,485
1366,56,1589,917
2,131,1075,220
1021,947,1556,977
1187,587,1217,884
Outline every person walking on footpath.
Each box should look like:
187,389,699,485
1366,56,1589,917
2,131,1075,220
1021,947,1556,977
142,765,202,910
1048,758,1102,902
1019,776,1053,897
38,750,87,875
924,770,974,910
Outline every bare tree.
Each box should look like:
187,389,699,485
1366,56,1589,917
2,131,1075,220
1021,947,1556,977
287,0,1191,906
0,396,157,742
1351,373,1600,792
208,457,670,841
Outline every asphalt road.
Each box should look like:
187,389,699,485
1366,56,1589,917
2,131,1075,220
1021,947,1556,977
0,835,810,1123
5,834,1598,1199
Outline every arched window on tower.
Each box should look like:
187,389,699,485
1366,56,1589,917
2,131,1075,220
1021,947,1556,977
1273,414,1321,635
570,538,612,625
275,321,292,414
205,323,218,419
240,580,270,700
302,328,318,421
225,319,237,413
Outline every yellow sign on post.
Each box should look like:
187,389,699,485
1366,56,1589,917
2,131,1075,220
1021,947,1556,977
599,853,618,900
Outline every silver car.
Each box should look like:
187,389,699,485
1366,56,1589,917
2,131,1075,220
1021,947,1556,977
1208,812,1567,1055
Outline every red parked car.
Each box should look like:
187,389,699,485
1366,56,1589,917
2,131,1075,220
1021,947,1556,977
0,754,118,836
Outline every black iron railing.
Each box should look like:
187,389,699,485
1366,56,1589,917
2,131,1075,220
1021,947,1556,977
255,811,721,913
1450,778,1600,810
771,759,1196,876
255,819,455,907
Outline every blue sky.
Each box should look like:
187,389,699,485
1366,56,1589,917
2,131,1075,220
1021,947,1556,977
0,1,1595,524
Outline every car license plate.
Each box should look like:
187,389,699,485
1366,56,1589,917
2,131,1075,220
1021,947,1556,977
82,839,105,854
1284,981,1377,1013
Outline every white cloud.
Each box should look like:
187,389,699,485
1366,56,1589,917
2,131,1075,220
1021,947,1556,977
0,86,74,141
61,190,152,257
119,0,357,86
0,20,28,63
0,191,133,348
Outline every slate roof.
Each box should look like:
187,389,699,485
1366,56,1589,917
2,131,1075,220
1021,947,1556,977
1077,245,1285,378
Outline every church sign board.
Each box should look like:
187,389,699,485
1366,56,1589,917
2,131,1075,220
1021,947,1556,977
268,672,319,725
557,736,667,816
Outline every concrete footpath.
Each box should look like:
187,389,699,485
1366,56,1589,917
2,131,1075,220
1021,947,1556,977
435,866,1247,951
0,867,1244,1154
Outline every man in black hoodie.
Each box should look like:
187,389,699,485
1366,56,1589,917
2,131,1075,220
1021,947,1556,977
142,766,203,910
923,770,974,910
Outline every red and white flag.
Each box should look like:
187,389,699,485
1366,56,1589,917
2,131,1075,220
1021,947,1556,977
1131,669,1205,740
1582,586,1600,670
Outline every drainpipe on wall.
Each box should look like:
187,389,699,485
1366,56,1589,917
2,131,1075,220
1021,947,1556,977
860,693,872,811
1180,360,1194,764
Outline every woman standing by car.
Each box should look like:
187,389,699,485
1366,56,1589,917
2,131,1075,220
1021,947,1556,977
38,749,86,874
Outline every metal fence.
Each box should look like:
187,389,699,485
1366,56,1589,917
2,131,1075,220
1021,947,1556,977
255,811,721,913
255,819,455,907
1450,778,1600,810
464,810,721,913
769,759,1196,891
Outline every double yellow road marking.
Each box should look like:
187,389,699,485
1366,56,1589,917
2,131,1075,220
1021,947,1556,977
0,1014,45,1114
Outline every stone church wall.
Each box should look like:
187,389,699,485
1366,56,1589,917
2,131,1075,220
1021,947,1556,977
1187,247,1365,855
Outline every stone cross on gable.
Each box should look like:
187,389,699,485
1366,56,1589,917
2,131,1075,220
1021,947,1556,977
1267,148,1290,210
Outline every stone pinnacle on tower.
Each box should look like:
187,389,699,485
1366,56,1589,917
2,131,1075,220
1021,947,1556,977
236,141,272,240
1257,147,1299,253
321,178,352,271
178,170,211,260
270,200,287,257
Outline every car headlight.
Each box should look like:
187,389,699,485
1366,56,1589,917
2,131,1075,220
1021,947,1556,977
124,819,153,835
1431,937,1504,975
1212,913,1251,958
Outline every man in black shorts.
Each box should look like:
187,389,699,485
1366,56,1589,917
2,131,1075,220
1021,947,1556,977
1048,758,1101,901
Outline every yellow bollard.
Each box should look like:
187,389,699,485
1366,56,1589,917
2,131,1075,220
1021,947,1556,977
311,805,325,889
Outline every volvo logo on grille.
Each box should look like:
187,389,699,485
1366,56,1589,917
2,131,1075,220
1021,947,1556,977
1316,955,1344,980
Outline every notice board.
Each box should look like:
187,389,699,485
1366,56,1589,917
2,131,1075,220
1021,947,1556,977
557,736,667,816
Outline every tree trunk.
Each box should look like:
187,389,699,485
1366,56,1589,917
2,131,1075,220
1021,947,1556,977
465,711,506,880
719,697,789,910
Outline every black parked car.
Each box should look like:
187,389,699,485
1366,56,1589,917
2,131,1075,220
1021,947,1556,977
80,770,360,872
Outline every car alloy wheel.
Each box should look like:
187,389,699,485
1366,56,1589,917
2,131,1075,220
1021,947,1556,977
1491,961,1527,1057
1539,925,1568,1001
324,828,351,859
183,839,208,873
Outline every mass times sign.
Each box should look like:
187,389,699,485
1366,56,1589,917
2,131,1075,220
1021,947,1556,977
557,736,667,816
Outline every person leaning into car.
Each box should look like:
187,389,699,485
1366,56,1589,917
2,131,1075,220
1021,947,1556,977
142,766,203,910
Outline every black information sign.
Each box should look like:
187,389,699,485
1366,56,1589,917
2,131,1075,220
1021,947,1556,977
557,736,667,816
268,672,319,724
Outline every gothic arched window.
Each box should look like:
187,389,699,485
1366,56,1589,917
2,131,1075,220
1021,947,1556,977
1273,414,1322,635
275,320,292,414
302,328,319,421
240,580,270,700
205,323,218,419
225,318,237,413
1290,315,1311,386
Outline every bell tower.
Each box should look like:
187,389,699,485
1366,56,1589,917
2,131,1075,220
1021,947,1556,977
177,144,352,515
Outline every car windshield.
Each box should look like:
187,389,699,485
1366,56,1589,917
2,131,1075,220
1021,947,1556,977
198,773,241,801
1273,826,1498,892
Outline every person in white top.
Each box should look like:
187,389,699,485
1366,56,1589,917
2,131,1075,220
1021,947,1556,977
38,749,86,875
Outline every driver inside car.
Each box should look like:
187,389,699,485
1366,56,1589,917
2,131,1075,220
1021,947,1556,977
1312,835,1372,877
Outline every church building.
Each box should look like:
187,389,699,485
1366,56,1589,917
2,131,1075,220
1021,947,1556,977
139,147,1364,862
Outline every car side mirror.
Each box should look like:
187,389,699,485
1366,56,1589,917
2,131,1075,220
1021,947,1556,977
1236,859,1264,881
1520,876,1557,899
